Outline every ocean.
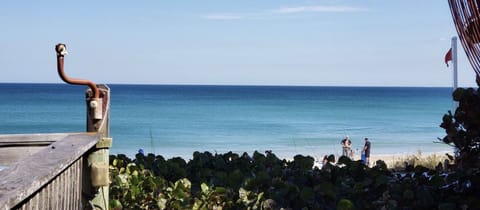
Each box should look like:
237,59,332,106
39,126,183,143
0,83,453,159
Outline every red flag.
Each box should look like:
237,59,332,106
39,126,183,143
445,48,452,67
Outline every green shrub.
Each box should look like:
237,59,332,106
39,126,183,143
441,87,480,169
109,151,480,209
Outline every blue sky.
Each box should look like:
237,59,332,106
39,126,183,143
0,0,476,87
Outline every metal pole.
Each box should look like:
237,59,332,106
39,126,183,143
452,36,459,110
55,44,100,99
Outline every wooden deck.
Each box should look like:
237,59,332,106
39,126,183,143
0,133,100,209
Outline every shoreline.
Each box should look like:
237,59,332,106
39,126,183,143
113,148,454,169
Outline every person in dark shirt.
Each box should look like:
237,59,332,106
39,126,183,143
362,137,371,166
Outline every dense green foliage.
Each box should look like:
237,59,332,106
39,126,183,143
109,151,479,209
441,87,480,168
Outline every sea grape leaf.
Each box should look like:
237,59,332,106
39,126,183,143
201,183,209,193
227,169,244,188
374,160,387,171
415,187,434,209
300,187,314,203
262,199,277,210
337,199,355,210
110,199,123,210
157,198,167,210
374,175,389,188
438,203,456,210
402,189,414,201
293,155,314,170
215,186,226,194
453,88,466,101
315,182,336,200
337,156,352,166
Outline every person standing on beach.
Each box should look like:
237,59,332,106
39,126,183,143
341,136,352,158
362,137,371,166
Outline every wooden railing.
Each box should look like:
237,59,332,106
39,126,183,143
0,133,99,209
0,45,111,210
0,85,110,210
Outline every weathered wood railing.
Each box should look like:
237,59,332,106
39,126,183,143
0,85,110,210
0,133,100,209
0,44,111,210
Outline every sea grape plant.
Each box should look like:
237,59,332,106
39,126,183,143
441,87,480,169
109,150,480,209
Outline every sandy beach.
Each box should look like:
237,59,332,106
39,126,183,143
347,150,454,169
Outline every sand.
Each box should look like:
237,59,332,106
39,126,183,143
351,150,453,168
308,150,453,169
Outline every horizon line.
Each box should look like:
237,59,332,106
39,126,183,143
0,82,457,88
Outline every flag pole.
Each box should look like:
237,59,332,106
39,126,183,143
452,36,459,110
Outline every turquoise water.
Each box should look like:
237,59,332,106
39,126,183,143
0,84,453,159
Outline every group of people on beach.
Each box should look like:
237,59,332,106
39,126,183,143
341,136,371,165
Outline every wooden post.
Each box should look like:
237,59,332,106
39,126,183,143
82,85,111,210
